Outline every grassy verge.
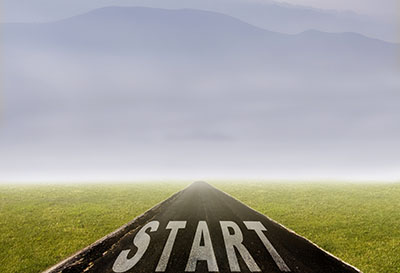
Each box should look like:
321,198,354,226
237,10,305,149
0,182,399,272
217,182,400,273
0,183,186,273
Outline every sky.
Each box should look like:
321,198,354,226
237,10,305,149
1,0,399,22
277,0,399,16
1,2,399,183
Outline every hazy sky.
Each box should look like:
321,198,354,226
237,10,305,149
1,0,399,23
278,0,398,16
1,4,399,182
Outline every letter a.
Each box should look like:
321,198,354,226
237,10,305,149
185,221,219,272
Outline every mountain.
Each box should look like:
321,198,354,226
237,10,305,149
2,0,398,42
3,7,397,72
1,7,399,180
212,1,397,42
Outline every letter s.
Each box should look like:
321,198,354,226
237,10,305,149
112,221,159,272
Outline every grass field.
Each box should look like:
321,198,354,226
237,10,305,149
0,182,399,273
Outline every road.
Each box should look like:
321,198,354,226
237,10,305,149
44,181,361,273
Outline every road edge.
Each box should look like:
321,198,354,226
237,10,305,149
207,182,363,273
42,183,192,273
43,181,363,273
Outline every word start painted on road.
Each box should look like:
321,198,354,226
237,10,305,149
112,220,291,272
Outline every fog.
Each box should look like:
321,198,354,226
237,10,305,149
1,7,399,182
2,0,399,42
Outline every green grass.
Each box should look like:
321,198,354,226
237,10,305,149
217,182,400,273
0,182,399,273
0,183,186,273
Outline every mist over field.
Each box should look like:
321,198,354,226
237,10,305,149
1,3,399,182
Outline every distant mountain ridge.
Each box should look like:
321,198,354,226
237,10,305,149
2,0,398,42
4,6,397,68
1,6,399,181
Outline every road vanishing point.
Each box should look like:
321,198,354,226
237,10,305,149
44,181,362,273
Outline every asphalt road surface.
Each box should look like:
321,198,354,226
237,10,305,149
44,182,361,273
